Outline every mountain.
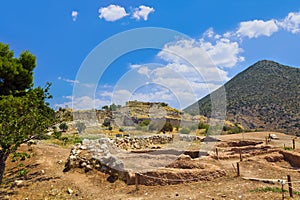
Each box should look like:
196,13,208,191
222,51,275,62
184,60,300,134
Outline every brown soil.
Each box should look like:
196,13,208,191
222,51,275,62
1,132,300,200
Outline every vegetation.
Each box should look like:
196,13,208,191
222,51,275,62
161,122,173,133
0,42,55,183
59,122,68,132
198,122,209,133
180,127,191,134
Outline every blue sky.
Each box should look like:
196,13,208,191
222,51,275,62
1,1,300,110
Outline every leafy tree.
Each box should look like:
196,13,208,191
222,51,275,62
75,121,86,134
59,122,68,132
0,43,36,96
0,43,54,184
102,105,109,111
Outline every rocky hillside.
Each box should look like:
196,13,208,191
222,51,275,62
184,60,300,134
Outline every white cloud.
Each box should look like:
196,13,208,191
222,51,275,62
98,5,129,22
55,96,109,110
71,10,79,21
278,11,300,33
58,77,79,85
236,19,279,38
200,37,244,68
132,5,155,21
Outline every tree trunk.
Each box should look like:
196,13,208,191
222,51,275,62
0,152,9,184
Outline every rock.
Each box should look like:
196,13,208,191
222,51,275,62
82,139,90,145
81,162,87,168
80,145,87,150
14,180,24,186
269,134,279,140
41,170,45,174
86,165,93,170
69,155,77,160
57,160,63,164
67,188,73,195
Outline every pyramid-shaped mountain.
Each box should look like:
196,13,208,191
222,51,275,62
184,60,300,134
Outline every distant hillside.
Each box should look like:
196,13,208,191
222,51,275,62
184,60,300,134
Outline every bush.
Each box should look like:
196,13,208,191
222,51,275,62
180,127,191,134
198,122,209,130
59,122,68,132
52,131,62,139
161,122,173,133
139,120,150,127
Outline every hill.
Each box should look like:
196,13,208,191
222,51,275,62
184,60,300,134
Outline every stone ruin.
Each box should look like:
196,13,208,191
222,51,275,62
64,134,226,185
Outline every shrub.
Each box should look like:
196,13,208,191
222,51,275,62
52,131,62,139
139,120,150,127
161,122,173,133
180,128,191,134
59,122,68,132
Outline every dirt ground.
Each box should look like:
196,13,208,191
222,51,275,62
1,132,300,200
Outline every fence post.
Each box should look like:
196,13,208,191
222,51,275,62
135,173,139,191
215,148,219,160
287,175,293,198
237,162,240,177
293,139,295,150
239,149,243,162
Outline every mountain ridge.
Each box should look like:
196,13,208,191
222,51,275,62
184,60,300,134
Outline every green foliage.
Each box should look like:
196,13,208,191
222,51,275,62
52,131,62,139
284,146,293,151
0,43,36,96
251,186,286,193
198,122,209,131
139,120,150,127
0,42,54,183
180,127,191,134
11,152,30,162
75,121,86,134
161,122,173,133
17,167,29,177
223,124,243,134
0,86,54,152
59,122,68,132
108,126,113,131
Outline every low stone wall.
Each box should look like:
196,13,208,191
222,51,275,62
115,134,173,150
280,150,300,168
64,135,224,186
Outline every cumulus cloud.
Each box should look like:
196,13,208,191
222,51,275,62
132,5,155,21
278,11,300,33
236,19,279,38
71,10,79,21
55,96,109,110
98,4,129,22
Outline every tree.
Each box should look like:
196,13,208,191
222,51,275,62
0,43,54,184
75,121,86,134
0,43,36,96
59,122,68,132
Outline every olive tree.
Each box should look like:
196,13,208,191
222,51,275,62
0,43,54,183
